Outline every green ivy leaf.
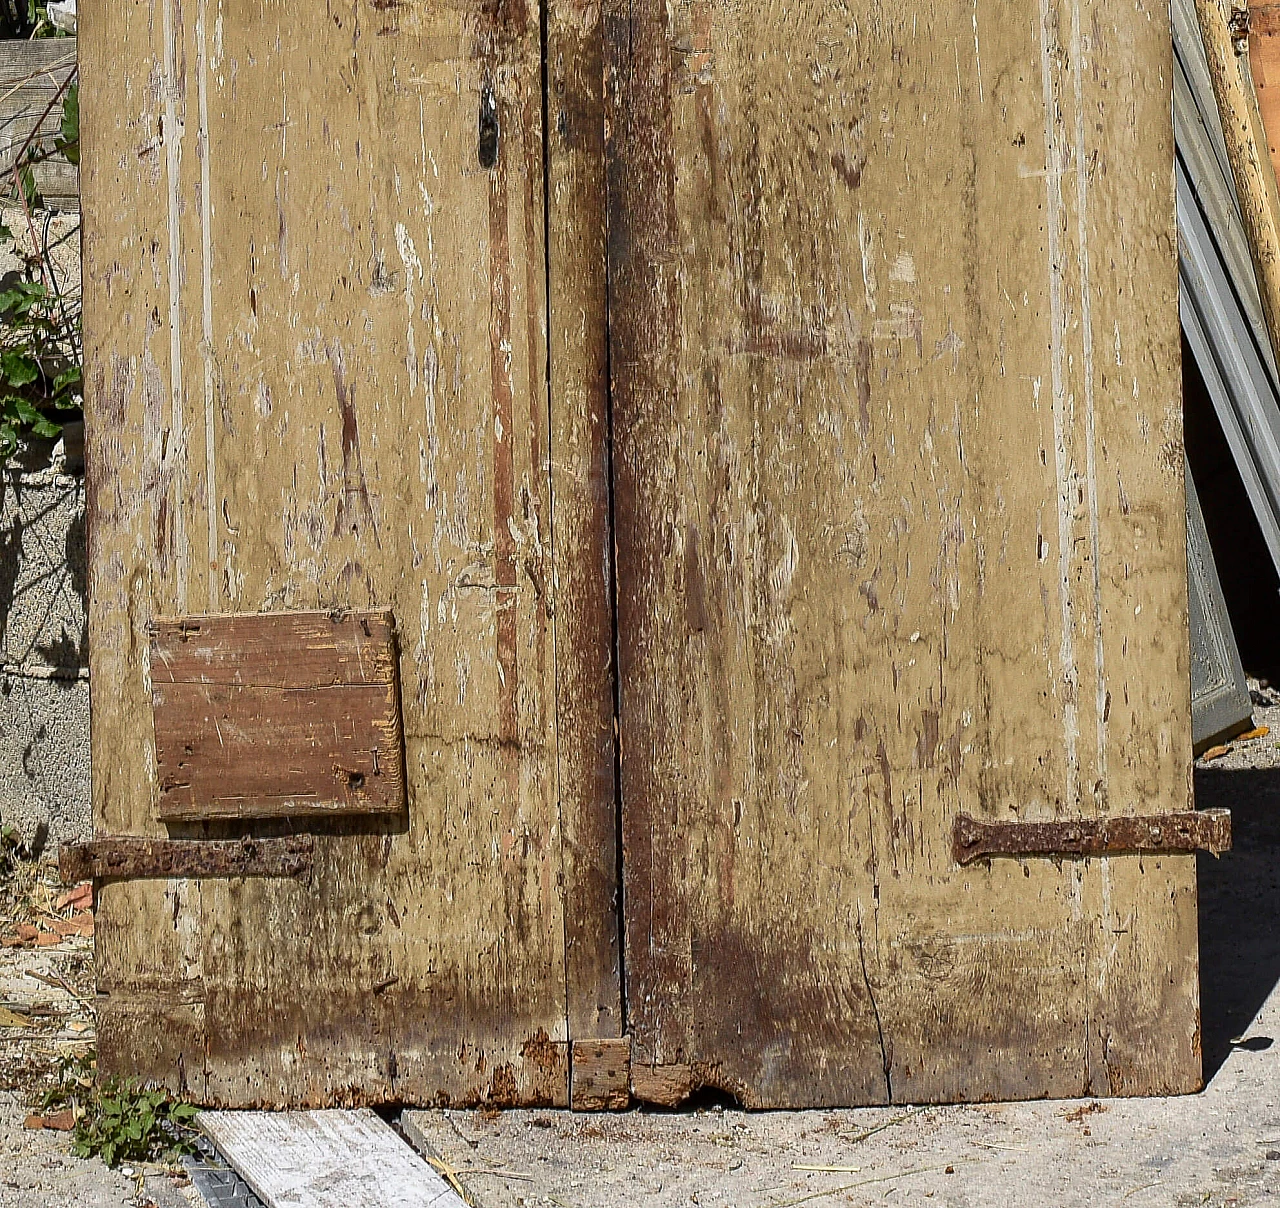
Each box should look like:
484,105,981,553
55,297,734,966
16,163,42,210
56,84,79,166
1,352,39,388
0,281,47,320
53,365,81,393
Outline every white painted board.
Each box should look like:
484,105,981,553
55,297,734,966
198,1108,465,1208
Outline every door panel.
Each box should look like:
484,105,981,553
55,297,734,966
605,0,1199,1106
81,0,616,1105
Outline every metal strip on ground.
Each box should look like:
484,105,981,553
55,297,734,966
184,1134,267,1208
198,1109,466,1208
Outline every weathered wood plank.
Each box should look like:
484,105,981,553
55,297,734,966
1249,2,1280,256
0,37,78,209
82,0,575,1105
605,0,1197,1106
0,38,77,80
199,1109,465,1208
546,0,624,1046
149,610,398,687
150,611,405,820
1197,0,1280,366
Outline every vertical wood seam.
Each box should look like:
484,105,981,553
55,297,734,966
539,0,574,1054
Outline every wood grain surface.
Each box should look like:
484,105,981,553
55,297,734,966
199,1109,465,1208
604,0,1198,1106
1250,4,1280,187
0,38,79,210
1197,0,1280,367
546,0,624,1045
150,610,406,820
80,0,608,1106
83,0,1199,1110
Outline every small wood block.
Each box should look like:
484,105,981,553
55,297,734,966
630,1061,694,1107
571,1037,631,1110
149,610,406,821
199,1108,464,1208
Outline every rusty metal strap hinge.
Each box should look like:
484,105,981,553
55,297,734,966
59,835,315,883
953,809,1231,866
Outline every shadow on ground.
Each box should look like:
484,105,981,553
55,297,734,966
1197,765,1280,1079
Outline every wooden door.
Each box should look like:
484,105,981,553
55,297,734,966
82,0,1204,1111
80,0,618,1105
604,0,1202,1106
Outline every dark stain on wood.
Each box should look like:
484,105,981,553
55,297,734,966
489,123,519,745
329,345,380,546
478,83,500,169
547,0,625,1045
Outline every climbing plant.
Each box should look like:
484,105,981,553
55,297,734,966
0,73,80,457
0,1,72,40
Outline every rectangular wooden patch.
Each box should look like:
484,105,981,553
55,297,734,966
149,610,405,820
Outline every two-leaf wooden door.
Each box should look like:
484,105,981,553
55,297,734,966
81,0,1203,1107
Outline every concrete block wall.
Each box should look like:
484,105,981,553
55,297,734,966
0,432,88,850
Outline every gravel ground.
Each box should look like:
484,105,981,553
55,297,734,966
0,860,95,1099
2,722,1279,1208
0,1095,195,1208
1194,690,1280,771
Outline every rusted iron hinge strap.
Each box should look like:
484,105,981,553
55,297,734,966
952,809,1231,866
59,835,315,883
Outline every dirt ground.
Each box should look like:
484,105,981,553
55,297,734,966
1,718,1279,1208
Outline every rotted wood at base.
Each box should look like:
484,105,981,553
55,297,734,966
629,1063,695,1109
149,610,406,821
570,1038,631,1110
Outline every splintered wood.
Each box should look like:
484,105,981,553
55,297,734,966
149,611,405,820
